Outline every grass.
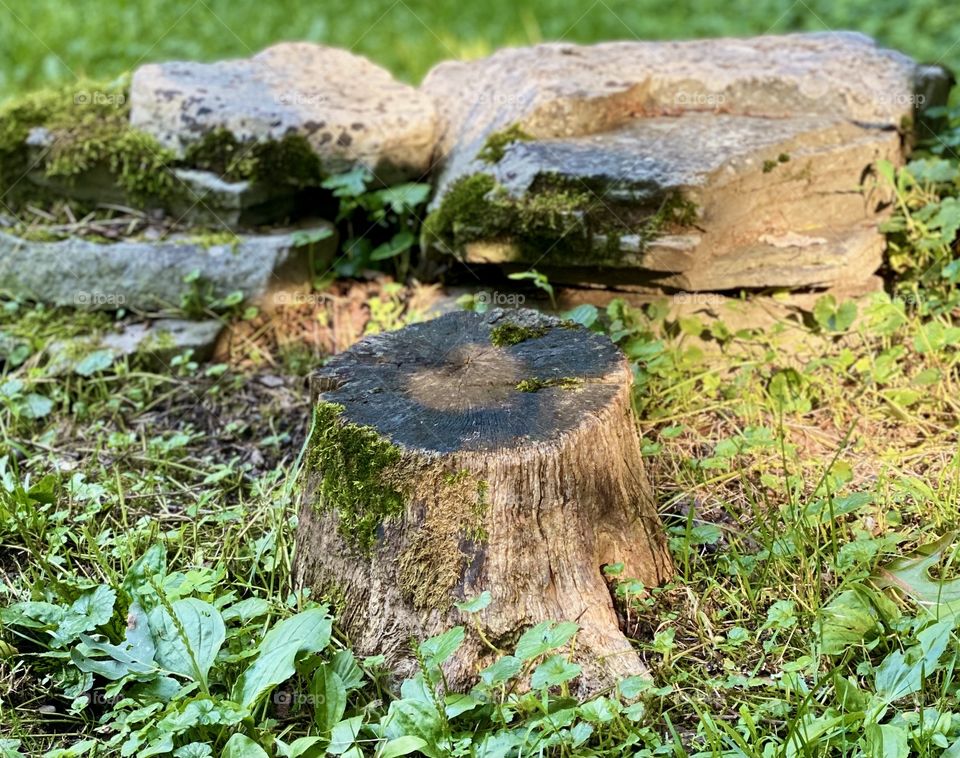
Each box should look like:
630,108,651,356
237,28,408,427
5,236,960,755
0,0,958,96
4,6,960,754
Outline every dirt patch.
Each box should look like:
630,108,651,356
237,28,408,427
216,278,450,371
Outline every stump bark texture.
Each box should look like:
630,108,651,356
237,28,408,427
295,308,672,691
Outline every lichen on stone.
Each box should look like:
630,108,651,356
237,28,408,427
477,123,534,164
307,401,408,554
490,321,548,347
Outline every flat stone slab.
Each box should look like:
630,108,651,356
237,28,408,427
470,221,885,291
46,318,224,374
486,113,895,203
424,32,944,182
131,43,437,182
0,223,334,311
455,113,897,288
421,32,949,291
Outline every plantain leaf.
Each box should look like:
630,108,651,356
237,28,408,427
872,533,960,616
232,607,332,709
148,598,224,684
515,621,579,661
222,733,269,758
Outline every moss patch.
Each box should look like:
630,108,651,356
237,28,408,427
397,467,488,611
184,128,324,187
477,123,534,164
0,82,328,219
307,401,407,554
0,80,178,209
177,230,242,251
422,173,590,256
490,322,548,347
515,376,582,392
650,192,698,228
422,171,698,263
763,152,792,174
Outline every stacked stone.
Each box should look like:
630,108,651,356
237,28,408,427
0,43,438,312
0,34,951,314
420,32,949,293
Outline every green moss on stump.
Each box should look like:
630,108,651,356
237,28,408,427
307,400,491,609
516,376,582,392
397,467,488,611
490,322,548,347
307,401,407,554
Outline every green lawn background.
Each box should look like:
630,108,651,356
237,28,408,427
0,0,957,97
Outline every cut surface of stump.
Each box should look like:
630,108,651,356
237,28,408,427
295,308,673,691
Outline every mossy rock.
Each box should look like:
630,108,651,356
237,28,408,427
0,80,335,225
422,170,695,266
129,42,438,182
0,224,334,311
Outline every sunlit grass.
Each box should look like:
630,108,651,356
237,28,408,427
1,0,958,95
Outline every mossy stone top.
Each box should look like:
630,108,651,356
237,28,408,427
312,308,627,454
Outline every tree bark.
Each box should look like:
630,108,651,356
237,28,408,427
295,308,672,692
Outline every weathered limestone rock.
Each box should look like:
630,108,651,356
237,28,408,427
421,32,949,291
131,43,438,183
0,223,335,311
484,221,887,291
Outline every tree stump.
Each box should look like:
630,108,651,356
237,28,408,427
295,308,672,691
